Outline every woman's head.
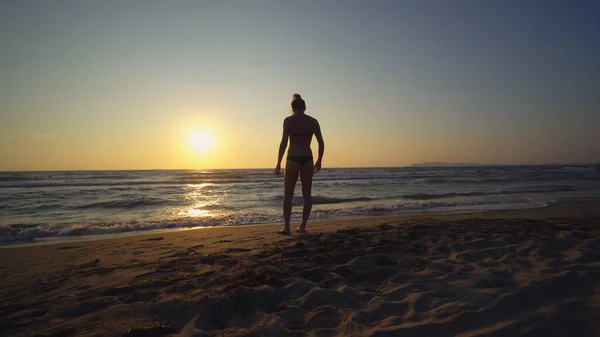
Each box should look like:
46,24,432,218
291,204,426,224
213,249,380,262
291,93,306,114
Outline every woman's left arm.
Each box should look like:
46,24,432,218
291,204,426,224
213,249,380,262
275,118,290,175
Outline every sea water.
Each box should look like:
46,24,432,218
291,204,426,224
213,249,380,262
1,166,599,244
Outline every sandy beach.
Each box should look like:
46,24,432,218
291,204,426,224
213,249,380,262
2,201,600,336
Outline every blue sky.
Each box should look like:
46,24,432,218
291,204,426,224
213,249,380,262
1,0,599,170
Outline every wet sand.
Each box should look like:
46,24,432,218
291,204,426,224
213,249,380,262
1,201,600,336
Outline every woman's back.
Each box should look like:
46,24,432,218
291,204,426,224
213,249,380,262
286,114,320,157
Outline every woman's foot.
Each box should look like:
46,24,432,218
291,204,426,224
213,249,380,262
278,227,291,235
295,224,307,233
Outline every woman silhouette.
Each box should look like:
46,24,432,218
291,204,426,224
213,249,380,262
275,94,325,234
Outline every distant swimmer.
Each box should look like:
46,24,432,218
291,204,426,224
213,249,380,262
274,93,325,234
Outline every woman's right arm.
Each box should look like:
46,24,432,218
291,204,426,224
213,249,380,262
314,121,324,173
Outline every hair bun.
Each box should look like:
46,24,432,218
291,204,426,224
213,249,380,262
293,93,302,100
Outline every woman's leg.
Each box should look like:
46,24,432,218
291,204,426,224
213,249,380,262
282,160,300,233
297,160,314,232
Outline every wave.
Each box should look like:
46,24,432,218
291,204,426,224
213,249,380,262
82,174,137,180
312,199,547,219
545,166,598,173
0,212,285,243
267,195,377,205
0,175,285,189
0,179,256,189
174,172,246,180
0,176,32,182
34,203,65,211
402,186,577,200
314,196,375,204
421,176,585,185
422,178,514,184
501,186,577,195
75,197,176,210
403,192,487,200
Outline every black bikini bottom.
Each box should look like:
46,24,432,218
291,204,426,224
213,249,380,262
287,156,313,166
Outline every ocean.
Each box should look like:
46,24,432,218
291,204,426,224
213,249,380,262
1,165,599,245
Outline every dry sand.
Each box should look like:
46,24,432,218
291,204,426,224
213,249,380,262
2,201,600,336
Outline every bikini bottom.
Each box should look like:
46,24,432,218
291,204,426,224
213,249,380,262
287,156,313,166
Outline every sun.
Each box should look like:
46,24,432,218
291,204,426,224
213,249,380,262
188,130,215,153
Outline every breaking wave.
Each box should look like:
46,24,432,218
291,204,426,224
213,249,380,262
403,186,577,200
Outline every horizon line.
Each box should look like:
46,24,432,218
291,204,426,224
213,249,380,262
1,162,599,173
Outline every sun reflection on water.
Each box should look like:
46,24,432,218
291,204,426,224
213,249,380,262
180,208,212,217
186,183,212,188
178,183,222,218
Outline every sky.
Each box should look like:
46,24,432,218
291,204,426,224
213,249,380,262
1,0,599,170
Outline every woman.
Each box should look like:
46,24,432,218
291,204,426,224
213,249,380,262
275,93,325,234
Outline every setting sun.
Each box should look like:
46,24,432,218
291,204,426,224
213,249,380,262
188,130,215,153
